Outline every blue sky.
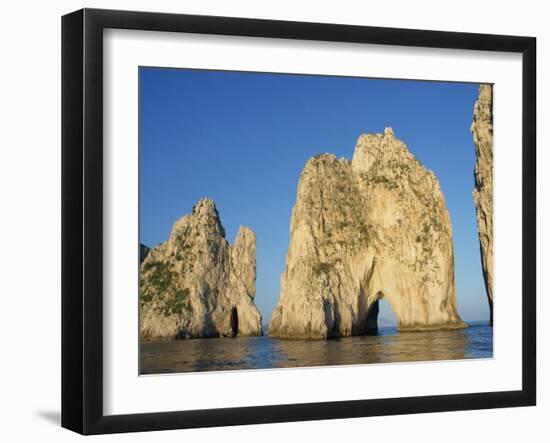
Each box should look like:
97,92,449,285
139,67,489,324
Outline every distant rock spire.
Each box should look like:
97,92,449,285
471,84,494,324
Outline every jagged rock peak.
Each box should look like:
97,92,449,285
140,198,262,340
269,128,465,339
351,127,415,174
192,197,218,217
471,84,494,323
170,197,225,241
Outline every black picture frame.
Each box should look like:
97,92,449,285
62,8,536,435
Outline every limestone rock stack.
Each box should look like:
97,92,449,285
140,198,262,339
471,84,494,324
269,128,466,339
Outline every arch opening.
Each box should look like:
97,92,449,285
364,292,397,335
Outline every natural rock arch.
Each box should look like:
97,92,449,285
269,128,466,339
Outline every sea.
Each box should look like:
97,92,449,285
140,321,492,374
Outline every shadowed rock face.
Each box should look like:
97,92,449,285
471,85,494,324
140,244,150,264
269,128,466,339
140,198,262,340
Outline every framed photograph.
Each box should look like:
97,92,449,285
62,8,536,435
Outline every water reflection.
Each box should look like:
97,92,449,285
140,322,492,374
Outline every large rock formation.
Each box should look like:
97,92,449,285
269,128,466,339
471,84,494,324
140,198,262,339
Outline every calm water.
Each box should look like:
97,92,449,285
140,321,492,374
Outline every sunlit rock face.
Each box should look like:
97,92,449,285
269,128,466,339
140,198,262,339
471,84,494,324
